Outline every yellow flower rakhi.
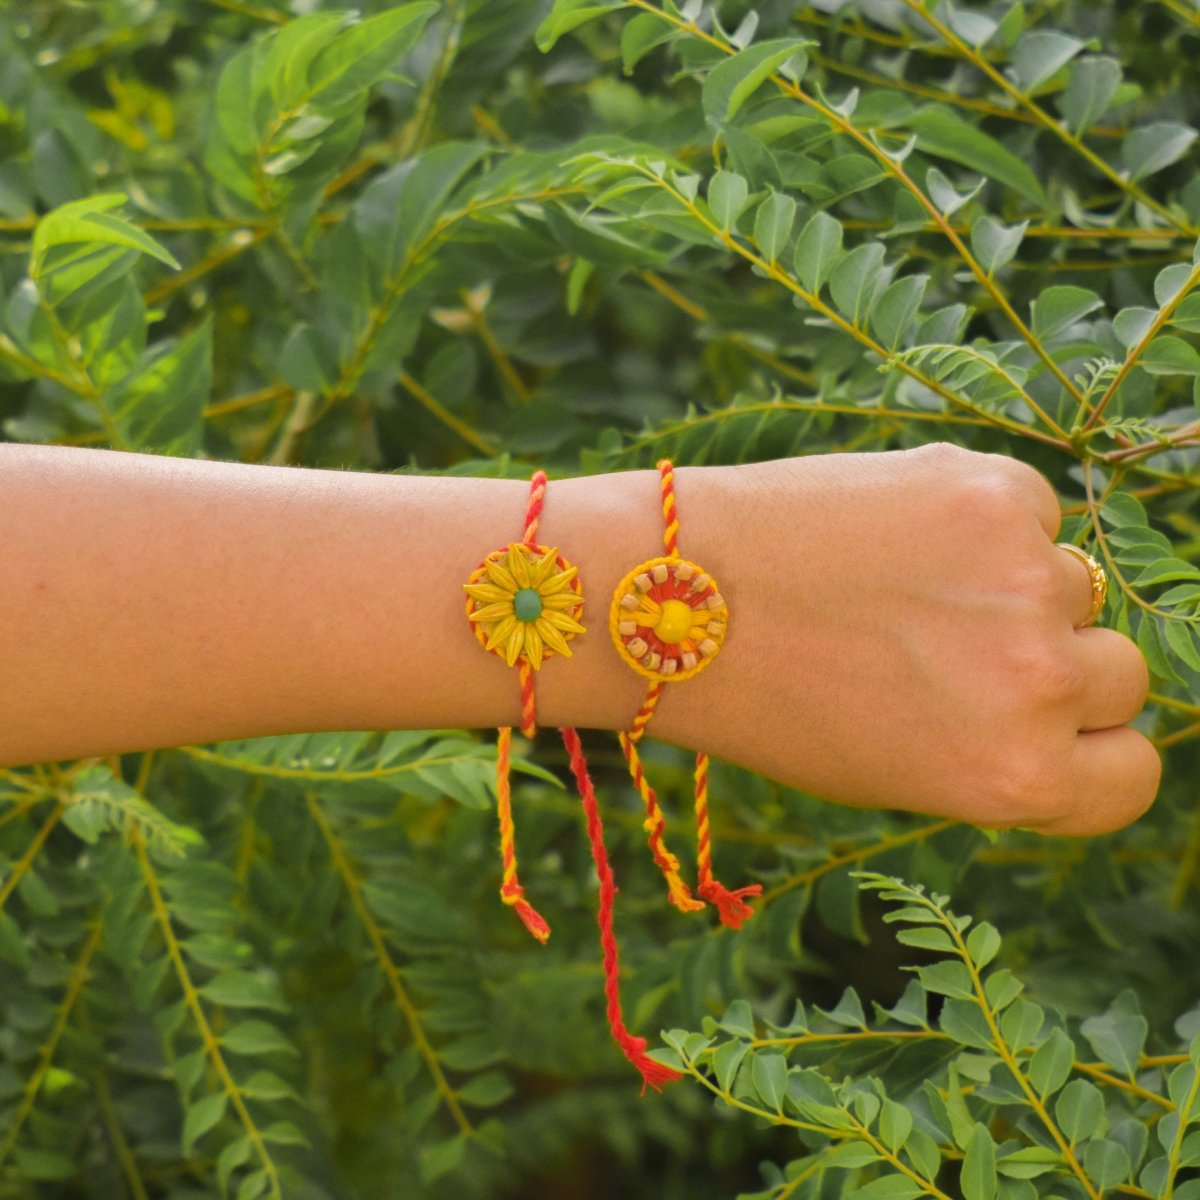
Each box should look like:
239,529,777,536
462,472,585,945
464,542,585,672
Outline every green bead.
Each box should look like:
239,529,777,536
513,587,543,622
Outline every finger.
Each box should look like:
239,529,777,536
1032,726,1161,837
1075,627,1150,732
997,455,1063,540
1054,542,1103,628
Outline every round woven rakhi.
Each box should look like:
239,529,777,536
609,555,728,683
462,471,585,945
611,459,762,931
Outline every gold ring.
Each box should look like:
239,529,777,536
1056,542,1108,627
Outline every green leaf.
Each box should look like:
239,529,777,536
999,998,1045,1054
356,141,490,283
1080,990,1148,1078
1113,306,1157,349
752,1052,788,1111
1165,620,1200,673
895,926,956,953
984,969,1023,1012
908,108,1044,204
303,4,438,112
456,1070,514,1107
871,273,928,351
1012,30,1084,92
701,38,810,124
32,194,179,283
201,970,288,1012
917,960,975,1000
971,217,1027,276
1031,285,1104,341
420,1133,468,1184
106,316,212,455
719,999,756,1038
966,923,1001,969
1055,1078,1106,1145
1084,1138,1132,1189
962,1123,999,1200
621,12,676,74
793,210,843,294
534,0,623,52
220,1020,298,1058
829,242,886,326
879,1098,914,1152
1061,57,1122,133
1028,1027,1076,1099
217,1135,253,1195
1124,122,1198,181
708,169,749,232
12,1148,76,1180
182,1092,228,1156
854,1175,924,1199
939,999,995,1050
1138,335,1200,377
712,1039,751,1091
752,189,796,263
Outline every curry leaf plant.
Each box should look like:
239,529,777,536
1,2,1200,1198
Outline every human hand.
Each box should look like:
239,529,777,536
562,445,1159,837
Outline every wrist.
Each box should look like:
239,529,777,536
534,463,744,739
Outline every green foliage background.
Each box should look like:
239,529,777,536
1,0,1200,1197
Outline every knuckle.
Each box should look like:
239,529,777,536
981,746,1072,825
1002,637,1085,706
947,470,1025,528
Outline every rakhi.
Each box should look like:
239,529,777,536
463,462,760,1093
609,459,762,930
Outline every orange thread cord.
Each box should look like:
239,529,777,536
492,472,552,943
496,726,550,943
619,731,703,913
623,459,762,930
562,726,684,1095
694,751,762,929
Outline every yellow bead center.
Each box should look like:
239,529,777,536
654,598,695,645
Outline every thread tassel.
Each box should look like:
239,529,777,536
619,732,705,913
496,726,550,943
694,752,762,930
562,726,683,1095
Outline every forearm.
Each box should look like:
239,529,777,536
0,444,740,767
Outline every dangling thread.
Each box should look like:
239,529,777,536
493,470,553,942
694,751,762,929
562,725,684,1095
619,731,704,913
496,726,550,943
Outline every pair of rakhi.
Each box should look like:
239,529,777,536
462,460,761,1093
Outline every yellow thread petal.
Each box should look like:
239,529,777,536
540,566,578,593
529,546,560,586
468,601,515,623
524,626,544,671
484,556,518,592
485,615,517,652
541,591,581,611
504,623,524,667
537,619,574,658
464,582,511,604
507,544,533,587
544,610,585,634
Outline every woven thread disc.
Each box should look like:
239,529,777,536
464,542,585,670
609,555,728,683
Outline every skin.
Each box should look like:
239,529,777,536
0,441,1158,835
